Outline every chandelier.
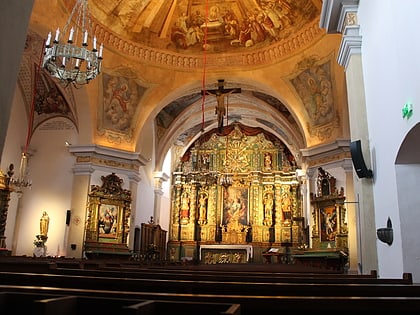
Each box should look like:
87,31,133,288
8,153,32,195
43,0,103,86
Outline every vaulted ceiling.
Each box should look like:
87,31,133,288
26,0,348,169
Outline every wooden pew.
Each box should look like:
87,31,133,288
1,271,419,298
121,300,241,315
1,292,240,315
1,257,419,314
47,265,413,285
2,285,420,314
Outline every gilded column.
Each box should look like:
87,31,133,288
274,182,282,242
0,169,11,252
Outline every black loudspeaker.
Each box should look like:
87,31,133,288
66,210,71,225
350,140,373,178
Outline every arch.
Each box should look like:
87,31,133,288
395,122,420,279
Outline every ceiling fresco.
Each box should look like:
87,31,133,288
89,0,320,55
27,0,345,164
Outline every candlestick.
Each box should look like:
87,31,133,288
68,27,74,42
54,28,60,42
45,32,52,46
83,30,88,45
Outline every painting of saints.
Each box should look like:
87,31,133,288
223,187,248,226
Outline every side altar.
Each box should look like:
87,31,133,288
167,123,306,263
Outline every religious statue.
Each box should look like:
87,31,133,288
281,186,292,223
263,193,274,225
264,152,272,170
34,211,49,257
198,192,208,224
180,191,190,224
202,80,241,132
205,89,235,132
40,211,50,238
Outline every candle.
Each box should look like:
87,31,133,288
99,43,103,58
75,59,80,68
46,32,52,46
93,36,97,50
62,56,66,67
83,30,88,45
54,28,60,42
68,27,74,42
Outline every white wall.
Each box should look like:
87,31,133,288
4,113,78,256
359,0,420,279
2,87,30,252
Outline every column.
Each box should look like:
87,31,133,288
321,0,378,274
153,171,169,225
128,172,141,250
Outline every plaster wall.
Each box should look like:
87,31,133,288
358,0,420,279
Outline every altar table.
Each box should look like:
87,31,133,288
199,245,253,264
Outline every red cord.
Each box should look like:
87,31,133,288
201,0,209,131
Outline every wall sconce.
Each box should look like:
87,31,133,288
377,217,393,245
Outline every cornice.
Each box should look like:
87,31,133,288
338,25,362,68
68,144,148,175
93,20,324,71
320,0,359,33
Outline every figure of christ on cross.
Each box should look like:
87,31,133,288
202,80,241,132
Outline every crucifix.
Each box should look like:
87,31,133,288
202,79,241,132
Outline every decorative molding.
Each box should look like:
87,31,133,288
301,139,351,168
338,25,362,69
90,20,324,70
320,0,359,33
319,0,361,69
68,144,148,176
153,171,170,192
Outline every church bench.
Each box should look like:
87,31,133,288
2,286,420,314
1,271,419,298
47,266,413,285
0,292,146,315
121,300,241,315
0,291,240,315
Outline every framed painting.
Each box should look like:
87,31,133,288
98,203,120,240
222,186,249,226
320,206,337,242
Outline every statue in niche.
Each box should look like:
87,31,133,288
317,167,335,196
263,192,274,226
281,185,292,223
264,152,272,170
201,153,210,170
198,191,208,224
180,191,190,224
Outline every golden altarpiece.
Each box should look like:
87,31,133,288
287,167,349,271
167,123,304,264
84,173,132,258
310,167,348,250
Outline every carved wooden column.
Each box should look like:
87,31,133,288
0,168,12,255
